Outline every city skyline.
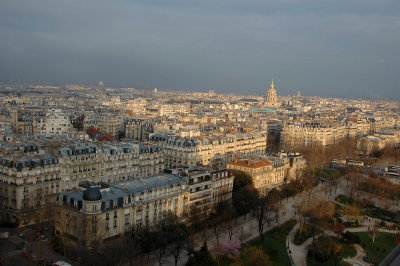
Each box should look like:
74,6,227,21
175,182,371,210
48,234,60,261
1,0,399,99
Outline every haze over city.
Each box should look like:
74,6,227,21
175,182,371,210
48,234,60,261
1,1,400,266
1,0,400,99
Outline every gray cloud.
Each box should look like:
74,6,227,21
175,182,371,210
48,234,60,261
0,0,399,98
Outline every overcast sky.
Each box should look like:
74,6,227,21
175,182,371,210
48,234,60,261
1,0,399,99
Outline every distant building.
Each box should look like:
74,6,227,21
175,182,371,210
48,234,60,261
265,80,280,108
39,109,74,135
149,132,266,169
123,118,153,142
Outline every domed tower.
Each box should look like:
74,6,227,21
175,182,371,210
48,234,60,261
265,79,279,107
82,186,102,214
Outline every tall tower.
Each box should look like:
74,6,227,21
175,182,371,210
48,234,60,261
265,79,279,107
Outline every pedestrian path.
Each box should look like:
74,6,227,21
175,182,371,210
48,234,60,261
344,244,373,266
286,223,324,266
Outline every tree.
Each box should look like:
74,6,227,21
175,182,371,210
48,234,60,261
169,223,190,266
137,227,157,260
215,201,237,240
332,221,345,237
218,238,241,257
186,242,216,266
344,204,360,222
54,204,75,257
346,171,363,200
233,184,258,219
251,191,272,240
233,170,253,192
187,204,208,232
120,231,143,266
307,197,335,228
231,246,270,266
369,225,379,244
267,189,282,224
295,193,309,236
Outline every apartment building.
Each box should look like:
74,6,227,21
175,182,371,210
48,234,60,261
0,139,164,225
84,116,122,138
149,132,266,169
55,168,234,246
281,122,350,148
226,153,306,195
123,118,154,142
56,174,188,245
159,104,190,116
0,153,60,225
38,110,74,135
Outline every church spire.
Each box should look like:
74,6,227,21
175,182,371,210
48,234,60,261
271,79,274,90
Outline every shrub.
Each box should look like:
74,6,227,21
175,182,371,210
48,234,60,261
342,231,360,244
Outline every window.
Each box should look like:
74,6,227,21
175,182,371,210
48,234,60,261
114,211,117,218
125,217,129,225
113,220,117,228
92,205,97,211
92,226,96,233
106,213,109,220
92,216,97,222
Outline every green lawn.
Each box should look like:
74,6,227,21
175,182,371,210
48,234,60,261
355,232,398,265
322,168,339,177
306,255,351,266
218,219,296,266
339,244,357,259
307,235,355,266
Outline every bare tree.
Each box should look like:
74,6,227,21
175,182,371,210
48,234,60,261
267,189,282,224
251,191,272,240
344,204,360,223
369,225,379,244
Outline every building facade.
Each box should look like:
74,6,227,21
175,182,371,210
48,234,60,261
226,153,306,195
55,169,234,245
0,139,164,225
150,132,267,169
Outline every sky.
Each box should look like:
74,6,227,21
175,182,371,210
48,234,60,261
0,0,399,99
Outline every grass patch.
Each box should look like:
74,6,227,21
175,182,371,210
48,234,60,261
306,255,351,266
294,224,320,245
339,244,357,259
307,236,355,266
322,168,339,177
221,219,296,266
354,232,398,265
